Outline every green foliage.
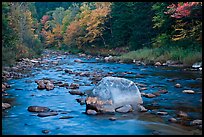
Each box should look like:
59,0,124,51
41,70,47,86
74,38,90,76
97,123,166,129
110,2,156,50
2,2,43,66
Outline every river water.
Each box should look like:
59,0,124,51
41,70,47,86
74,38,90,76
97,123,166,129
2,51,202,135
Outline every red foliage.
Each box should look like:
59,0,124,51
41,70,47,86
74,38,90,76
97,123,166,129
165,2,201,18
41,15,50,25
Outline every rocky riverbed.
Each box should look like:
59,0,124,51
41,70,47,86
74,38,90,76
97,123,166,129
2,50,202,135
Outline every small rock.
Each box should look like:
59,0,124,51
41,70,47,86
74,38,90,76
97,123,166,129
135,82,147,87
86,109,97,115
2,103,11,110
175,83,182,88
27,106,50,112
140,87,147,91
138,105,148,112
182,90,195,94
168,117,177,123
152,92,161,96
69,91,85,96
76,98,85,105
190,120,202,125
198,125,202,130
79,53,86,57
108,72,114,75
42,130,50,134
152,130,161,135
59,116,74,119
37,81,46,89
2,84,6,89
109,117,117,121
157,111,168,115
158,89,168,94
143,93,156,98
58,83,69,87
155,62,161,66
192,62,202,69
115,105,133,113
37,112,58,117
74,59,83,63
140,92,146,96
46,82,55,90
69,83,79,89
167,78,179,82
64,69,73,74
177,111,188,118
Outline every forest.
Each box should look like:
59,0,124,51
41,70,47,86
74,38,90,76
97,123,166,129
2,2,202,135
2,2,202,66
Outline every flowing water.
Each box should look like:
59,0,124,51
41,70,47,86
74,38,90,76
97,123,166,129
2,51,202,135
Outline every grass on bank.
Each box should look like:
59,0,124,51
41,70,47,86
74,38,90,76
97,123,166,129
117,47,202,66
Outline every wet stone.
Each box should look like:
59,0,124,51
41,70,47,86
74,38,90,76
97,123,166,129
140,87,147,91
138,105,148,112
157,111,168,115
27,106,50,112
37,112,58,117
175,83,182,88
177,111,188,118
74,59,83,63
158,89,168,94
190,120,202,126
86,109,97,115
76,98,86,105
182,90,195,94
115,105,133,113
46,82,55,90
69,83,79,89
143,93,156,98
152,92,161,96
2,103,11,110
168,117,177,123
69,91,85,96
109,117,117,121
59,116,74,119
42,130,50,134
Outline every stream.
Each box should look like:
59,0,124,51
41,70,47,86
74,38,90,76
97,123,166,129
2,50,202,135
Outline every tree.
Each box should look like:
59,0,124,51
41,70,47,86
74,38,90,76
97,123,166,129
165,2,202,42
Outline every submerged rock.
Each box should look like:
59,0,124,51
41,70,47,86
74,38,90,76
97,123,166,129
109,117,117,121
42,130,50,134
69,90,85,96
115,104,133,113
59,116,74,119
37,112,58,117
85,76,143,114
69,83,79,89
27,106,50,112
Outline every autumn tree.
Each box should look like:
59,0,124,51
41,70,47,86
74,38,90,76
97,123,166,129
165,2,202,42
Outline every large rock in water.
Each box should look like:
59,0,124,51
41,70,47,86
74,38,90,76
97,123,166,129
86,76,143,114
